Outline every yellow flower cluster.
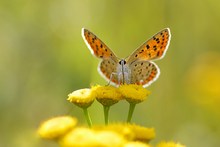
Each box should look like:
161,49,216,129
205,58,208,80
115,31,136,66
67,84,150,108
38,116,185,147
94,123,155,143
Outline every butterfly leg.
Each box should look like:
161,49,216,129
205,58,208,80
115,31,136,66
106,72,117,86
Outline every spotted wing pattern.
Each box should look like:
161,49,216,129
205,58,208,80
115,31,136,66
129,61,160,87
98,58,119,85
127,28,171,64
82,28,118,61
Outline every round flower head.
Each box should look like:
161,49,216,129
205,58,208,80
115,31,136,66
93,123,135,141
59,128,125,147
92,85,123,106
95,130,126,147
125,123,155,143
124,141,151,147
93,123,155,143
119,84,150,104
59,127,97,147
67,88,95,108
37,116,77,140
157,141,186,147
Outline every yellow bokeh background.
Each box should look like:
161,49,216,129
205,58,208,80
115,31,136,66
0,0,220,146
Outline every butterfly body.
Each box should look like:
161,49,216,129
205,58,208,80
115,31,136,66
82,28,171,87
116,59,131,84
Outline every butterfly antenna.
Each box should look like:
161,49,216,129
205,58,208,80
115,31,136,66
124,55,130,60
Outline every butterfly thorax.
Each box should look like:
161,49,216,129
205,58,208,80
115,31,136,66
117,59,131,84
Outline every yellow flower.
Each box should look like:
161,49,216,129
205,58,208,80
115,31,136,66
93,123,155,143
156,141,186,147
92,85,123,106
95,130,126,147
59,128,96,147
124,141,151,147
119,84,150,104
185,52,220,113
59,128,125,147
67,88,95,108
37,116,77,140
94,123,135,141
125,123,155,143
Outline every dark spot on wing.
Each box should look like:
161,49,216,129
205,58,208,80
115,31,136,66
157,52,160,56
146,44,150,49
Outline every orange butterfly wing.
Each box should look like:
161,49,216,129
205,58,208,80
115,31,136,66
129,61,160,87
82,28,118,61
82,28,119,85
127,28,171,64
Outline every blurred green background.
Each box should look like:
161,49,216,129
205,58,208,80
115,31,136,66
1,0,220,146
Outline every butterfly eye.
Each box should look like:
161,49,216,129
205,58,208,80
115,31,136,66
119,60,126,65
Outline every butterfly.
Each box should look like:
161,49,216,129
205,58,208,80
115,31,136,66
81,28,171,87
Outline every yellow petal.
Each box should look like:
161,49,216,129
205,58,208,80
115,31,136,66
38,116,77,139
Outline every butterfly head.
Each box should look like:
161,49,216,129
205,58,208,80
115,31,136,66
118,59,126,66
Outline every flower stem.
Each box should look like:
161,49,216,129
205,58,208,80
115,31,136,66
103,106,110,125
83,108,92,127
127,103,136,123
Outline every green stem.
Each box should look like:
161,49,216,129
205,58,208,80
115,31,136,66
83,108,92,127
127,103,136,123
103,106,110,125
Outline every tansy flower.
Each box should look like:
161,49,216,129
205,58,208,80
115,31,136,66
37,116,77,140
59,127,97,147
59,128,126,147
93,123,155,143
157,141,186,147
119,84,150,104
118,84,150,122
92,85,123,106
124,141,151,147
67,88,95,127
95,130,126,147
92,85,124,124
125,123,155,143
67,88,95,108
184,52,220,113
93,123,135,141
